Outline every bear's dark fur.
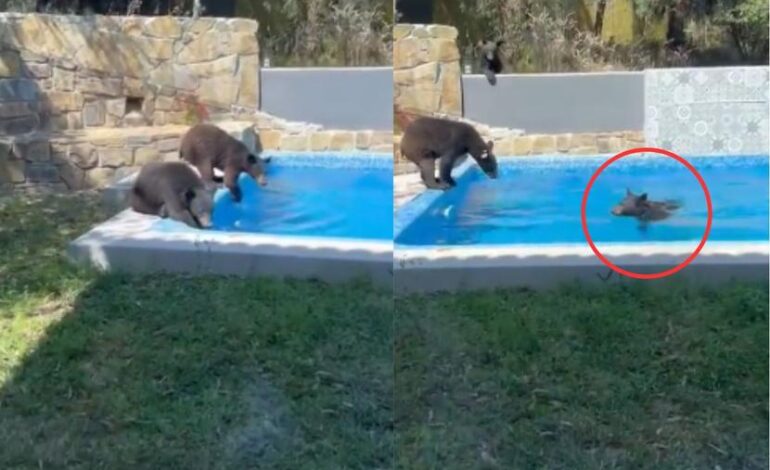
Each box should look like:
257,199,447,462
478,40,504,85
130,161,214,229
611,188,681,222
400,116,498,190
180,123,270,202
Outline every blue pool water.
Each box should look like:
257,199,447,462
395,155,769,246
155,154,393,241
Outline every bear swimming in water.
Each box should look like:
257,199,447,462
400,116,498,190
130,161,214,229
180,123,270,203
612,189,681,222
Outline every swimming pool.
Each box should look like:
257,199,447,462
396,154,768,246
394,154,769,293
70,152,393,286
155,154,392,241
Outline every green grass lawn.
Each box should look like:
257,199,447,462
396,285,768,469
0,193,393,469
1,192,767,469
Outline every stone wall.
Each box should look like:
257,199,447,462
0,13,260,135
0,120,394,193
393,23,462,132
394,129,645,173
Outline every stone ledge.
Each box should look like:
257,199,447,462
394,130,646,165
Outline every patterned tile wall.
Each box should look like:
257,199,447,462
645,67,769,155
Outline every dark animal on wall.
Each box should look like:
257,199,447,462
179,123,270,203
130,161,214,229
477,40,504,85
400,116,497,190
611,189,681,222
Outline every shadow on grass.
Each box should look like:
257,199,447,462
395,281,769,470
0,273,393,469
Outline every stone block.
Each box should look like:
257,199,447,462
86,167,116,187
134,147,161,165
52,67,75,91
432,38,460,62
178,32,223,64
106,99,126,117
69,143,98,169
0,51,21,78
0,79,38,101
230,33,259,55
47,91,84,112
236,55,258,107
144,16,182,39
76,31,146,78
0,148,25,183
25,163,59,183
83,102,106,127
228,18,258,34
58,161,86,189
199,76,239,108
99,148,133,167
0,115,39,135
78,76,124,96
13,140,50,162
260,130,281,149
596,136,611,153
138,37,175,62
512,136,534,155
330,131,356,150
157,138,180,153
571,146,600,155
556,134,573,152
427,25,458,39
26,63,52,79
281,134,309,151
188,55,238,78
355,131,373,149
0,102,34,119
532,135,557,154
310,132,333,151
393,24,412,41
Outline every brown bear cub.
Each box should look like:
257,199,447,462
130,161,214,229
400,116,498,190
180,123,270,202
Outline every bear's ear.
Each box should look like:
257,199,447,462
183,188,196,204
486,140,494,152
639,193,648,201
626,188,633,196
246,154,257,165
262,156,272,164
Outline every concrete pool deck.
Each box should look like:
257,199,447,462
69,209,393,287
394,242,769,294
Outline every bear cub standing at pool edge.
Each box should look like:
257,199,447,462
612,189,682,222
401,116,498,190
130,161,214,229
180,123,271,202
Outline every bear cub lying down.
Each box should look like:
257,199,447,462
400,116,498,190
180,123,270,203
130,161,214,229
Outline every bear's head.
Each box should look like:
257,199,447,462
246,153,271,187
477,40,504,61
184,186,214,229
475,140,498,179
611,189,649,217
